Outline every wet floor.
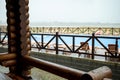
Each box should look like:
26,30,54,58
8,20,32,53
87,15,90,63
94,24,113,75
0,65,66,80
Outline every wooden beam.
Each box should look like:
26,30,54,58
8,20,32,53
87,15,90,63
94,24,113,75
23,56,85,80
80,66,112,80
1,60,16,67
0,53,16,61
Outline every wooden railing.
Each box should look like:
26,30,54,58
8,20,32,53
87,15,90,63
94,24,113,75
0,32,115,80
30,27,120,35
0,31,120,61
22,56,112,80
1,26,120,35
0,52,112,80
30,32,120,60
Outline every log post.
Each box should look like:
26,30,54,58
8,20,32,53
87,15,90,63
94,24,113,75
6,0,21,75
5,0,31,79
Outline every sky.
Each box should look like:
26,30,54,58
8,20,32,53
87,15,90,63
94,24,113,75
0,0,120,24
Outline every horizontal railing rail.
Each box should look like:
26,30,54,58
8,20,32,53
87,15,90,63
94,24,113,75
23,56,85,80
22,56,112,80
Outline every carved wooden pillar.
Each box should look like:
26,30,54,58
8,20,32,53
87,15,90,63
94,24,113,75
6,0,31,79
19,0,31,79
6,0,21,75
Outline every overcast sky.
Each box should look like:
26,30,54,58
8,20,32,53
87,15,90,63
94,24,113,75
0,0,120,23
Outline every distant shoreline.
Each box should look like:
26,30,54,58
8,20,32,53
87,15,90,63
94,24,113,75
1,22,120,27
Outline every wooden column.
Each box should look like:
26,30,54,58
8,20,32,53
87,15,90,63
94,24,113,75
6,0,21,75
19,0,31,79
6,0,31,79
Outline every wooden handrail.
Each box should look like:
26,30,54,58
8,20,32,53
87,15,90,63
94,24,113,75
80,66,112,80
22,56,112,80
0,53,17,67
0,53,16,61
22,56,86,80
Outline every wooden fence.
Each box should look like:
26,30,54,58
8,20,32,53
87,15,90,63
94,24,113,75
1,31,120,61
1,26,120,35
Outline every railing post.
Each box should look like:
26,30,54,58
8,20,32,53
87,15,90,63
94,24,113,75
92,33,95,59
119,28,120,35
88,27,90,34
56,32,59,54
43,27,44,33
37,27,38,33
72,36,75,52
0,28,1,42
41,34,44,48
112,28,114,35
115,38,118,57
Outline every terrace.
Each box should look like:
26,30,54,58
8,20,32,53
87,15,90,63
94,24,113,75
0,0,120,80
